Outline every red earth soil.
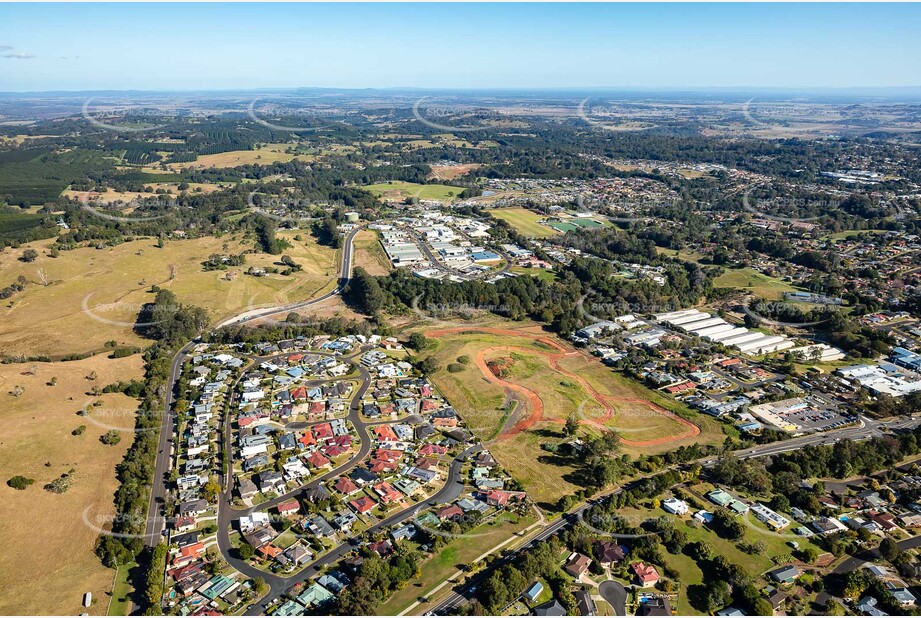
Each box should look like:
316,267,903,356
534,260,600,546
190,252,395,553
426,326,701,447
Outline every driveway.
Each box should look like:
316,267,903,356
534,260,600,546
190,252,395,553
599,580,627,616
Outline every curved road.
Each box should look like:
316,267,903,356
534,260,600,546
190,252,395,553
216,224,363,328
143,221,488,613
144,225,363,549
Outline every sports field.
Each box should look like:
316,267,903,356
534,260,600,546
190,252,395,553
0,353,145,616
545,218,605,233
0,231,337,357
424,323,720,506
364,181,463,202
489,208,559,238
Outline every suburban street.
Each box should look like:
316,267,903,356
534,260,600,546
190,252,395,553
144,224,362,546
138,220,921,616
426,415,921,615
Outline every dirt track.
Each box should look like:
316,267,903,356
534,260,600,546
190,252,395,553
426,327,701,447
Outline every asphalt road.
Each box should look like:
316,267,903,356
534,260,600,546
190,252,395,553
427,415,921,615
599,580,627,616
244,443,483,615
216,224,362,328
144,341,194,547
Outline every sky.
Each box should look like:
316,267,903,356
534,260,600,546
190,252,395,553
0,3,920,92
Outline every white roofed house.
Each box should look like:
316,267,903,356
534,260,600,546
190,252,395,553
662,497,690,515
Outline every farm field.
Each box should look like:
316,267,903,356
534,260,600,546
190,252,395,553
364,180,464,202
0,353,145,616
63,182,226,203
351,229,392,276
0,231,337,357
489,207,560,238
423,323,713,506
712,267,800,300
157,143,316,171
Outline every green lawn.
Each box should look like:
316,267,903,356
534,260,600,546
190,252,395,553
489,208,560,238
364,181,464,202
655,246,706,263
712,267,800,300
107,562,138,616
510,265,558,283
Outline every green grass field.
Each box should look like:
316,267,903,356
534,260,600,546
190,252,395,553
546,218,605,233
712,267,799,300
488,208,560,238
510,265,558,283
364,181,464,202
107,562,138,616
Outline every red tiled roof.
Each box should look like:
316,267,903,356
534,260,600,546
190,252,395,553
350,496,377,513
278,500,300,514
632,562,660,583
335,477,359,495
306,452,331,468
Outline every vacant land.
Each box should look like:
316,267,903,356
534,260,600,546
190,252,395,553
712,267,799,300
352,229,392,276
0,231,337,357
428,163,480,181
364,181,464,202
0,353,145,615
489,208,560,238
424,323,711,506
655,246,706,263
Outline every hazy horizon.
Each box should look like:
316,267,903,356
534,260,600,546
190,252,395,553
1,3,920,92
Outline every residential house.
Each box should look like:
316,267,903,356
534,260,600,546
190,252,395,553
632,562,660,588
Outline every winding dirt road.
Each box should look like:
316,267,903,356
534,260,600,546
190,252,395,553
426,326,700,447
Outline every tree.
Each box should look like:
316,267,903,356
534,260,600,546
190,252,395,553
564,413,580,437
202,480,222,503
238,543,255,560
420,356,439,375
408,332,429,351
880,537,901,562
145,543,167,608
6,475,34,490
345,267,385,315
100,430,122,446
20,248,38,262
